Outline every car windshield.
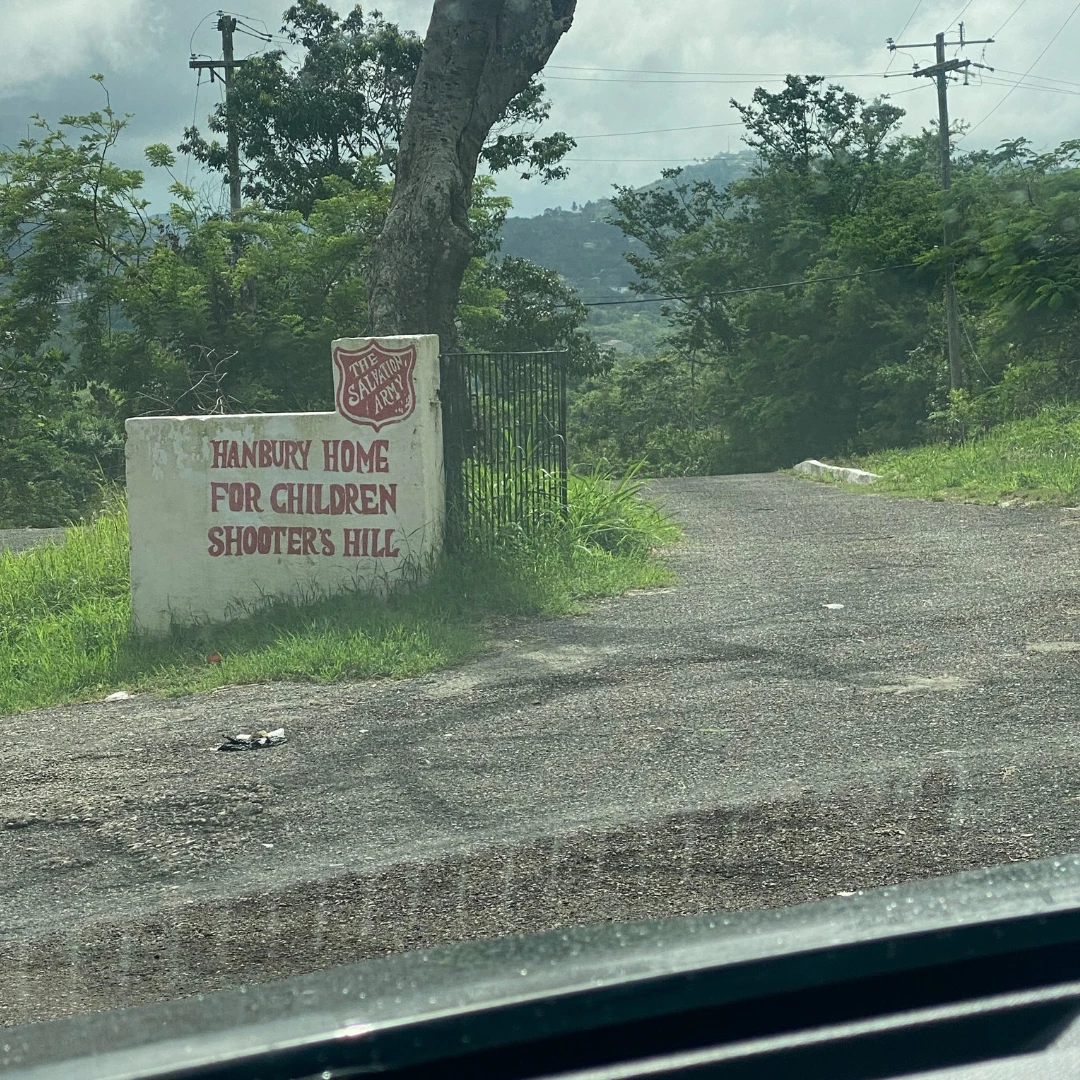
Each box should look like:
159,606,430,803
2,0,1078,1048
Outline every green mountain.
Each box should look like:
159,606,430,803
498,152,755,301
497,152,755,354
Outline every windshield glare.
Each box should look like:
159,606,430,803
1,0,1077,1047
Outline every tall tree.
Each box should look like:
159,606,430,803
608,82,946,470
367,0,576,343
181,1,573,218
181,2,420,216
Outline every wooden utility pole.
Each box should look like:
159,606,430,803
887,23,993,392
189,14,246,218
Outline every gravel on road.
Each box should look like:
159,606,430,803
4,474,1080,1027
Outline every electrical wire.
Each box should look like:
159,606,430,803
547,65,887,79
570,121,744,139
993,66,1080,90
563,262,923,308
947,0,977,33
233,25,273,43
184,70,203,187
223,11,288,40
977,74,1080,97
544,72,897,86
226,12,269,33
885,81,936,95
188,10,218,56
234,19,292,46
885,0,927,74
960,316,993,383
566,157,713,163
545,75,792,85
993,0,1029,37
963,0,1080,139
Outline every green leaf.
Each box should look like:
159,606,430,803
144,143,175,169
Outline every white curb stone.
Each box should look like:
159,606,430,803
793,459,880,485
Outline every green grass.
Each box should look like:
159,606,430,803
796,406,1080,507
0,479,679,716
568,461,682,555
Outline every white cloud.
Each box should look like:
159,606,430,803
2,0,1078,216
0,0,156,95
495,0,1080,214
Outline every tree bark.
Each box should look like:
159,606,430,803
367,0,576,345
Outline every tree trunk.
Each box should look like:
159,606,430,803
367,0,576,345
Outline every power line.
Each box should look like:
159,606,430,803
993,66,1080,90
566,262,923,308
545,72,892,86
570,121,744,139
885,81,936,96
547,65,887,79
233,18,292,46
545,74,792,85
226,12,269,33
233,25,273,43
189,10,219,56
222,10,289,42
184,70,203,187
993,0,1029,37
549,65,788,75
976,74,1080,97
221,11,266,28
963,0,1080,139
565,157,714,163
947,0,977,32
885,0,926,74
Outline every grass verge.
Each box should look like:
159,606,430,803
0,481,679,716
798,406,1080,507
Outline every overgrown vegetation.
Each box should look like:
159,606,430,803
567,463,681,554
571,78,1080,478
0,7,683,716
0,1,599,528
7,25,1080,714
824,406,1080,507
13,55,1080,520
0,474,678,715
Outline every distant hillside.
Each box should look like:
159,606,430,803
498,152,755,301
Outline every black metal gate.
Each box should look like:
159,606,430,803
439,350,568,550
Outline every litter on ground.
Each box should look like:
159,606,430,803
218,727,286,751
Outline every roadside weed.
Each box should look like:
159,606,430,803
0,465,678,714
568,461,682,555
800,406,1080,506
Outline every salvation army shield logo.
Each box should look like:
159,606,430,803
332,340,418,431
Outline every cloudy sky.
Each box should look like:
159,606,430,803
2,0,1077,218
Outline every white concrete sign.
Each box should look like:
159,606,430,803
125,335,443,634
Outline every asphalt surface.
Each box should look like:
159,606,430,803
4,473,1080,1028
0,529,66,555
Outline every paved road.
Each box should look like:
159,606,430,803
0,528,66,555
4,474,1080,1027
